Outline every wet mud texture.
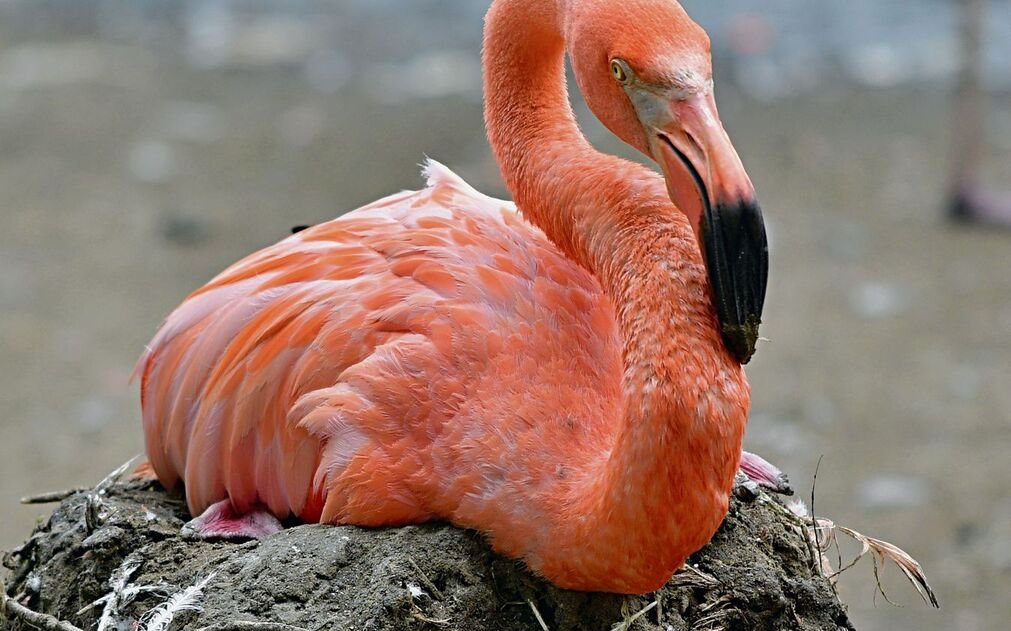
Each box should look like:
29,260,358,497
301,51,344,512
2,481,852,631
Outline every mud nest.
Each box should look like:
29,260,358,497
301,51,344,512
2,479,853,631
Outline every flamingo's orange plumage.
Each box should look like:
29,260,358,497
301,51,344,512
138,0,769,594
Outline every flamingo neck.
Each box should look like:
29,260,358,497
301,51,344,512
483,0,749,591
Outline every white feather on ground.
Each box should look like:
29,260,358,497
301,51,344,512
141,573,216,631
95,557,142,631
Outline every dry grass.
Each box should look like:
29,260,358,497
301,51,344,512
611,599,657,631
668,564,719,589
822,519,939,608
786,499,939,608
527,599,550,631
693,595,737,631
1,574,85,631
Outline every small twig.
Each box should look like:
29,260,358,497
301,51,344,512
869,552,900,607
810,455,824,575
407,557,444,600
612,600,657,631
81,456,142,535
694,595,734,630
822,524,863,579
95,455,143,494
697,594,732,614
833,520,845,575
527,599,550,631
409,607,451,627
20,488,90,505
1,576,85,631
669,564,718,589
84,494,102,534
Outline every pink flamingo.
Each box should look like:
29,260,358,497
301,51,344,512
949,0,1011,225
138,0,781,594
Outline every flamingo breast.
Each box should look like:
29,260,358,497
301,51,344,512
138,161,624,529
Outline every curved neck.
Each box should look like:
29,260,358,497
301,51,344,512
483,0,731,416
483,0,748,591
484,0,630,273
483,0,699,294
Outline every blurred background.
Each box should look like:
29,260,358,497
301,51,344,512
1,1,1010,629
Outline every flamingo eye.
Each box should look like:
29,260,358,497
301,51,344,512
610,59,630,84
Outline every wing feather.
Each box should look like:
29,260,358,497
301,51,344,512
139,160,620,525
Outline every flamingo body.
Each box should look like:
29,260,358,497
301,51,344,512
139,0,769,594
141,164,630,551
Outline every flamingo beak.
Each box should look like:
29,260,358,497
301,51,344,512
648,93,768,364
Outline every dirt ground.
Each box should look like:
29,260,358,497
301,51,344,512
1,5,1010,631
2,480,851,631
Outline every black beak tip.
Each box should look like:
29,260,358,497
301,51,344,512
721,314,760,365
701,199,768,365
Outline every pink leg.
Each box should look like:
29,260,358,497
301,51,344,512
949,185,1011,228
739,451,793,496
181,499,284,540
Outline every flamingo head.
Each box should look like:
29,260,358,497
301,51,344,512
566,0,768,364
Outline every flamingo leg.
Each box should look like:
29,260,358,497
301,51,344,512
739,451,793,496
181,499,283,540
949,186,1011,227
947,0,1011,226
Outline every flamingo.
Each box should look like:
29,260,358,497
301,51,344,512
138,0,779,594
949,0,1011,225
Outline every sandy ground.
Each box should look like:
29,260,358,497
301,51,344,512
1,6,1010,631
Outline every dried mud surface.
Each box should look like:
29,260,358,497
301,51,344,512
2,480,852,631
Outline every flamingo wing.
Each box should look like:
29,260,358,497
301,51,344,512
138,161,622,524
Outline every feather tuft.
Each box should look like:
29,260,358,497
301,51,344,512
141,573,215,631
96,557,142,631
